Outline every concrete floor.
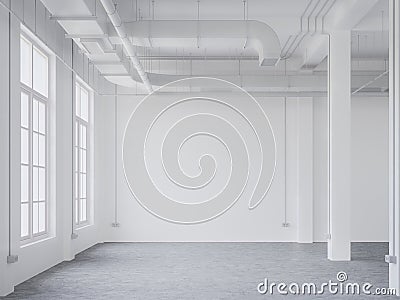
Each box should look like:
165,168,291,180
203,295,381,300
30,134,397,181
3,243,395,299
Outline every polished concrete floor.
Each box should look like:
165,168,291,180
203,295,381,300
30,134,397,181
3,243,395,299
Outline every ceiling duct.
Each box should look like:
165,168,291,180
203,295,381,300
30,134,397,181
112,20,281,67
98,0,153,92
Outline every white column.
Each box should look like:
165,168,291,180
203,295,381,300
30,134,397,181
59,66,74,261
327,31,351,261
388,0,400,293
297,98,314,243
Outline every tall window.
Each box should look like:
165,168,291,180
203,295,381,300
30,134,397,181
20,34,49,241
74,81,90,226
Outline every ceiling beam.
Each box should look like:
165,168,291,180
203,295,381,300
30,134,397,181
300,0,381,70
300,35,329,70
324,0,381,30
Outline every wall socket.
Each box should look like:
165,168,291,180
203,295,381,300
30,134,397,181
7,255,19,264
111,222,120,228
385,255,397,264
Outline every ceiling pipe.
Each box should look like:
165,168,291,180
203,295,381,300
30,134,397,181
120,20,281,67
351,70,388,95
136,55,259,61
98,0,153,93
281,0,335,59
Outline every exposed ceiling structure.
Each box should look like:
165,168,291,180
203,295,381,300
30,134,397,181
40,0,389,94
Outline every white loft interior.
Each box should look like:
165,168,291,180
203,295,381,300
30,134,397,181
1,0,400,298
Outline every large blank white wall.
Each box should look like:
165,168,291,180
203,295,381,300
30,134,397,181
97,94,389,242
312,97,329,241
313,96,388,242
351,97,388,241
103,94,298,241
99,94,314,242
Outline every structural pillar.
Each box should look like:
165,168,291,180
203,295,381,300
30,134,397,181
327,31,351,261
388,0,400,294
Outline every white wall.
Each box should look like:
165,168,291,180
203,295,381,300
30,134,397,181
351,97,388,241
110,95,295,241
0,0,113,295
97,93,388,243
312,96,389,242
313,97,329,241
98,92,315,242
0,3,11,295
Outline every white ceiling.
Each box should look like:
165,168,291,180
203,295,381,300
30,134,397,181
40,0,389,92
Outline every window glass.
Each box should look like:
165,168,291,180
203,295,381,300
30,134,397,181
76,86,81,117
33,99,38,132
39,168,45,201
39,135,45,167
80,125,86,149
33,132,38,166
21,92,29,128
38,102,46,134
33,202,39,234
80,88,88,122
33,46,48,97
21,128,29,164
38,202,46,233
21,165,29,203
33,167,38,201
21,203,29,237
20,37,32,87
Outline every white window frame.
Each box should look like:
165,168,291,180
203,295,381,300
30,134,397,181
20,33,50,244
74,78,93,228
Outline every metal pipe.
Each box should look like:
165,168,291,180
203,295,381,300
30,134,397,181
65,34,108,39
312,0,331,36
136,55,259,61
352,70,388,94
283,0,323,59
98,0,153,93
281,0,335,59
96,91,387,97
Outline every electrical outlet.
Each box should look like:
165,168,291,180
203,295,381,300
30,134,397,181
112,222,120,228
385,255,397,264
71,233,79,240
282,222,290,227
7,255,19,264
